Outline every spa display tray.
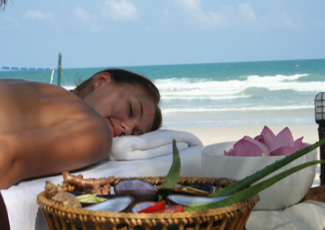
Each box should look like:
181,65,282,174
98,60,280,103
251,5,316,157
37,176,259,230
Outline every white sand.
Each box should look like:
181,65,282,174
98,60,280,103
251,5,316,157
175,124,319,146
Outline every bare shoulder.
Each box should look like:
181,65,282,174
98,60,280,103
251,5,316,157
0,78,113,145
0,79,106,130
0,79,112,154
0,80,112,188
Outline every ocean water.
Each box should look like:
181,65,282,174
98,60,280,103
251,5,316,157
1,59,325,128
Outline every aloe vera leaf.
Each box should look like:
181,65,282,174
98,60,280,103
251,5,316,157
161,139,181,189
186,159,325,211
77,194,107,203
209,138,325,197
77,194,96,202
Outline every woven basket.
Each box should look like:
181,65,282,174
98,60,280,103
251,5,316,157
37,176,259,230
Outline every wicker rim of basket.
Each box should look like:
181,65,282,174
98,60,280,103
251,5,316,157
37,177,259,219
37,176,259,221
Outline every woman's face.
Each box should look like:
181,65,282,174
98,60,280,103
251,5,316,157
84,72,156,137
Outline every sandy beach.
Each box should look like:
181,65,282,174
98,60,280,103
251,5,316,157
174,124,319,146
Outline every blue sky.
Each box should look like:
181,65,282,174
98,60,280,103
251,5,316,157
1,0,324,68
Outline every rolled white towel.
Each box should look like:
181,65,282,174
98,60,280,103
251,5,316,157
109,129,203,161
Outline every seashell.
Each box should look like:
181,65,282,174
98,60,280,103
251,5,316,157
131,201,156,213
114,179,158,202
84,195,134,212
159,183,213,200
166,194,230,207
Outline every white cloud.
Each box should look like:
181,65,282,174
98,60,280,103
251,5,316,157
73,6,91,23
72,6,102,32
23,10,53,20
179,0,201,12
176,0,229,29
238,3,256,21
104,0,139,21
176,1,300,31
258,10,302,31
4,15,20,27
281,14,298,28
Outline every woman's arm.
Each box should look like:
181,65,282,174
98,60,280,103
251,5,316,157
0,117,112,189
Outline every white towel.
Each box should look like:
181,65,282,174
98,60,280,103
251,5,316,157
108,129,203,160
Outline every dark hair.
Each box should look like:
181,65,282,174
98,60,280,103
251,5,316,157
75,68,162,131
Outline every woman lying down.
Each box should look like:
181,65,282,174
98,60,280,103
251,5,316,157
0,69,162,189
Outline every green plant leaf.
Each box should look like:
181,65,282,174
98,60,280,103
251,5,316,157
208,138,325,197
161,139,181,189
186,159,325,211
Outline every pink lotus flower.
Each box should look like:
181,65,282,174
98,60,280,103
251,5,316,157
224,126,306,157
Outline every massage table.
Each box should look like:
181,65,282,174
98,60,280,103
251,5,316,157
1,130,325,230
1,143,203,230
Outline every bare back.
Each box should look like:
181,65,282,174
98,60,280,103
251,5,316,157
0,79,89,133
0,79,112,188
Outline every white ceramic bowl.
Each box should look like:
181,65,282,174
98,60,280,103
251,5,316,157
201,141,317,210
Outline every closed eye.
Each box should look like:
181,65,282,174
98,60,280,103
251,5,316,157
129,103,133,118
